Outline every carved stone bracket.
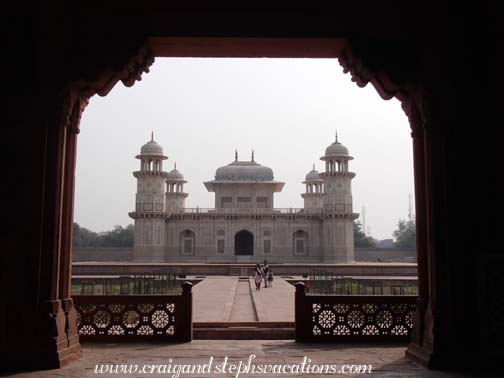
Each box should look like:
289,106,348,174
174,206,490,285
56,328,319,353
56,43,154,138
119,47,155,89
71,44,155,99
338,40,426,136
338,42,398,100
397,90,425,137
59,90,89,136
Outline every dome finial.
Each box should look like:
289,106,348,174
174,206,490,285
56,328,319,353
151,131,154,141
251,149,255,162
313,163,315,171
335,130,338,142
235,149,238,162
174,162,177,170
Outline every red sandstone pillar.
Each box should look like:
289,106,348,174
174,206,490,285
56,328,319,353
295,282,308,341
58,97,86,364
1,92,85,370
405,119,435,366
405,102,448,368
179,281,193,342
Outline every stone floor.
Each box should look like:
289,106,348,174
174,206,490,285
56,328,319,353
5,341,483,378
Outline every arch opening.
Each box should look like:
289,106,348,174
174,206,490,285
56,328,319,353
293,229,309,255
234,230,254,256
180,229,195,255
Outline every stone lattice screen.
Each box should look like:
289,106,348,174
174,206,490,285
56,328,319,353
73,282,192,342
295,282,416,341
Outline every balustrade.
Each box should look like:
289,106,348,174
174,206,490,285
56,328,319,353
295,282,416,341
73,282,192,342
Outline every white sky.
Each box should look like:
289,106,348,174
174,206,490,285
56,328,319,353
75,58,414,240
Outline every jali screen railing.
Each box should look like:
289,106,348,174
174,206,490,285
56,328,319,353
295,282,416,342
73,281,192,342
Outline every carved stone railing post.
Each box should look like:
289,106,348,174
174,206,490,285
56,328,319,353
179,282,193,342
295,282,307,342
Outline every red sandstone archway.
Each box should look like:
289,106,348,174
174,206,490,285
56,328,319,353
9,36,436,371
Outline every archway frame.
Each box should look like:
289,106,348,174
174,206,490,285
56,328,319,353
292,229,309,255
179,229,196,255
21,36,438,370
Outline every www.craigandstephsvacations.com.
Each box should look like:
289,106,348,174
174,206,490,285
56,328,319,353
94,355,373,377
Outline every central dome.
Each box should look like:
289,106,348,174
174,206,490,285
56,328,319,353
215,161,274,181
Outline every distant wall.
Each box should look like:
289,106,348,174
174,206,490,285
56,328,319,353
73,262,417,277
355,248,416,263
72,248,133,262
73,247,417,263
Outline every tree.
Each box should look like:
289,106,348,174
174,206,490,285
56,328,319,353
99,225,134,247
393,219,416,248
73,223,99,247
73,223,134,248
353,221,376,248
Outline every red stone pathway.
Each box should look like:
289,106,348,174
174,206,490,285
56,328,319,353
250,276,295,322
193,276,295,323
193,277,239,322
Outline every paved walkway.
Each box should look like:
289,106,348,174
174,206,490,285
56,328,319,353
251,276,295,322
5,341,478,378
193,277,239,322
193,277,294,322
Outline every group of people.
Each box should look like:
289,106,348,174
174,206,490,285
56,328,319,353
253,260,274,291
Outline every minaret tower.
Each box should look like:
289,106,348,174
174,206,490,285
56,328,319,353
129,133,169,262
301,164,324,210
166,163,188,213
320,132,359,262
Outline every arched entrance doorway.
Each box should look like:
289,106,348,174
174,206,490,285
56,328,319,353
234,230,254,255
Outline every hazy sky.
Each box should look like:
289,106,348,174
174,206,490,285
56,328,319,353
75,58,414,240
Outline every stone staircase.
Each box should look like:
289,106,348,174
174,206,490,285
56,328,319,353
193,321,295,340
229,267,253,276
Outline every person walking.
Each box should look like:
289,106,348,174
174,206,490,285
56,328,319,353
253,264,263,291
267,269,274,287
262,260,269,288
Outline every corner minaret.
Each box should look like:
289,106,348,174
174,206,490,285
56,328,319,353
320,132,358,262
166,163,188,213
129,134,169,262
301,164,324,210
